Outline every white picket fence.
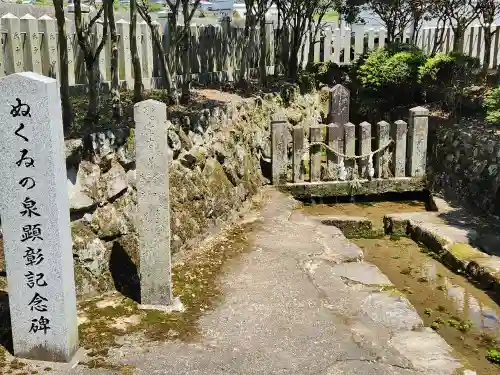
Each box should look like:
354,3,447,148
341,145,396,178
1,12,499,90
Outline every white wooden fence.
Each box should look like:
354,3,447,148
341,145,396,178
1,12,499,90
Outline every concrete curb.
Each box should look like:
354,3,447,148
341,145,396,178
383,213,500,297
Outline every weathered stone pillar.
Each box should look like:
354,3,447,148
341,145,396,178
271,112,288,185
392,120,408,177
309,125,322,182
292,125,304,182
407,106,429,177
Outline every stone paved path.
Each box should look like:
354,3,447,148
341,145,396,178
56,189,471,375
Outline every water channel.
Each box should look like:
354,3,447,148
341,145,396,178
299,200,500,374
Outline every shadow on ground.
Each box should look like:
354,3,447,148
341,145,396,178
109,241,140,303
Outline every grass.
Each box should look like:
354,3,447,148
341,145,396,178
316,11,339,22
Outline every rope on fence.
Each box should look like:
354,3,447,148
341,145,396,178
302,139,395,191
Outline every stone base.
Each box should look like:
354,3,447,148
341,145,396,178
279,177,427,199
138,296,185,313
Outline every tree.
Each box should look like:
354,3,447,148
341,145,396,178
441,0,481,53
74,0,109,127
107,0,121,119
130,0,143,102
478,0,500,75
180,0,201,103
53,0,72,131
367,0,413,44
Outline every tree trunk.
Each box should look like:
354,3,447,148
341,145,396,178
274,6,281,77
482,28,493,75
288,29,301,80
180,5,191,104
259,3,267,86
239,14,253,83
85,59,100,126
452,25,465,53
53,0,72,132
130,0,143,102
108,0,121,120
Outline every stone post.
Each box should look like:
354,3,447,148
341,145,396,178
271,112,288,185
327,84,349,125
344,122,356,173
0,72,78,362
3,14,23,74
407,107,429,177
326,123,343,180
309,125,322,182
116,19,133,88
134,100,181,311
38,15,59,79
20,14,43,75
292,125,304,182
392,120,408,177
358,121,371,178
375,121,390,178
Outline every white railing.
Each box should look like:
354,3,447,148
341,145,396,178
1,13,499,88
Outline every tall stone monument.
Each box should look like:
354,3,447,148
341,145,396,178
0,72,79,362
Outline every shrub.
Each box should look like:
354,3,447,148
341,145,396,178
353,46,426,118
486,348,500,364
418,52,480,106
305,61,344,86
484,86,500,125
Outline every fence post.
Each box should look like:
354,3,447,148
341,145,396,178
292,125,304,183
327,123,343,180
375,121,390,178
116,19,133,88
141,21,154,89
358,122,371,178
271,112,288,185
343,27,351,64
344,122,356,175
65,16,76,86
354,27,364,58
392,120,408,177
407,107,429,177
333,27,341,64
95,18,108,83
324,27,332,62
38,15,59,79
3,14,23,74
309,125,322,182
20,14,43,75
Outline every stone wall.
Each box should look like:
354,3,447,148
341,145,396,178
427,119,500,216
65,89,322,297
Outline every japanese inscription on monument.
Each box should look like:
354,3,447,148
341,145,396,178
0,72,78,362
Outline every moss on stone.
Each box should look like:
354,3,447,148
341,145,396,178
126,128,135,155
76,220,259,360
448,243,485,261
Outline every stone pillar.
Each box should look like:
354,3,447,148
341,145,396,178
327,84,349,125
38,15,59,79
2,14,23,74
344,122,356,173
392,120,408,177
309,125,322,182
134,100,180,310
326,123,343,180
0,72,78,362
292,125,304,183
407,107,429,177
271,112,288,185
358,121,371,178
20,14,43,75
375,121,390,178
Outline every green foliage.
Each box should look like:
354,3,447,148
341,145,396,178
305,61,345,86
353,45,426,118
418,52,479,87
486,348,500,364
484,86,500,126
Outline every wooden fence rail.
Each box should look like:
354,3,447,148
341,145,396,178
1,12,499,88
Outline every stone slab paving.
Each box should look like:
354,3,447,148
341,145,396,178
49,189,470,375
